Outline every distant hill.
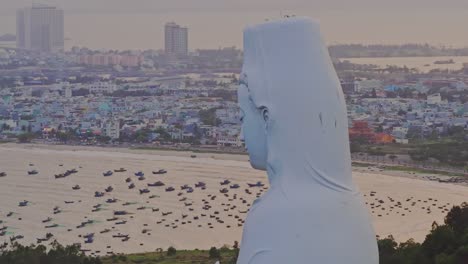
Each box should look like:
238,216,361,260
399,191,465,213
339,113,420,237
0,34,16,42
328,44,468,58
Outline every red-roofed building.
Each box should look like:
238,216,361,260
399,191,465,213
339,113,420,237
374,133,395,144
349,121,394,144
349,121,374,141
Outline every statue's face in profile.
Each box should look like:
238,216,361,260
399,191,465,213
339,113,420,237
239,74,268,171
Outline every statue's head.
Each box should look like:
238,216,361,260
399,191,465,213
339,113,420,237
239,18,354,190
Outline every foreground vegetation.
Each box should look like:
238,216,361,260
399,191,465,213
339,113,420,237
379,203,468,264
101,247,238,264
0,243,238,264
0,241,102,264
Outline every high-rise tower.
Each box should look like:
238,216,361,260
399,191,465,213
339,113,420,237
164,22,188,56
16,4,64,52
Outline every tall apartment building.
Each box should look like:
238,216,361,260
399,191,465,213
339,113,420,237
16,4,64,52
164,22,188,56
103,120,120,140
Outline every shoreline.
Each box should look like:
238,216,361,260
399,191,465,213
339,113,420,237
0,142,250,161
2,142,465,184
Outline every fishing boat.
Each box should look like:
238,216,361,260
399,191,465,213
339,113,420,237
148,181,165,187
152,169,167,175
100,229,111,234
112,233,129,238
220,179,230,185
106,198,117,203
195,182,206,188
84,233,94,244
247,181,265,187
55,174,66,179
139,189,150,194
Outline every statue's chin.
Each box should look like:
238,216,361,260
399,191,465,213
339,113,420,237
250,159,267,171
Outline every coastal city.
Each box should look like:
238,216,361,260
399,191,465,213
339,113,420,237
0,3,468,264
0,6,467,172
2,44,467,150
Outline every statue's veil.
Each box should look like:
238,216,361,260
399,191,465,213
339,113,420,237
242,18,355,193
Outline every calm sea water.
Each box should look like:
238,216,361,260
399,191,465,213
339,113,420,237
344,56,468,73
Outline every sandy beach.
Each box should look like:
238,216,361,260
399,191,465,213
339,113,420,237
0,143,467,256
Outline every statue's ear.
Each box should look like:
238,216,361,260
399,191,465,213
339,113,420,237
260,107,270,131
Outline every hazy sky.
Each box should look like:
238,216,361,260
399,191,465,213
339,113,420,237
1,0,468,50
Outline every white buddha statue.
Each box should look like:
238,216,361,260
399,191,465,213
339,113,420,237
237,17,379,264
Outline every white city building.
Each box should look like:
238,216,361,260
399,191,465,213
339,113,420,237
216,136,243,147
427,93,442,104
88,82,118,94
103,120,120,140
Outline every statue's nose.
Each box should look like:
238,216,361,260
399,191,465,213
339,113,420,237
239,127,245,141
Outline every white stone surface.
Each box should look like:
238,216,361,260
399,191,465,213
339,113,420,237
237,17,379,264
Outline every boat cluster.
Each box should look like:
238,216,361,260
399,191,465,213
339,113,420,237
55,168,78,179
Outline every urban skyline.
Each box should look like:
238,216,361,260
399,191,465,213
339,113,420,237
1,1,468,50
12,3,193,54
